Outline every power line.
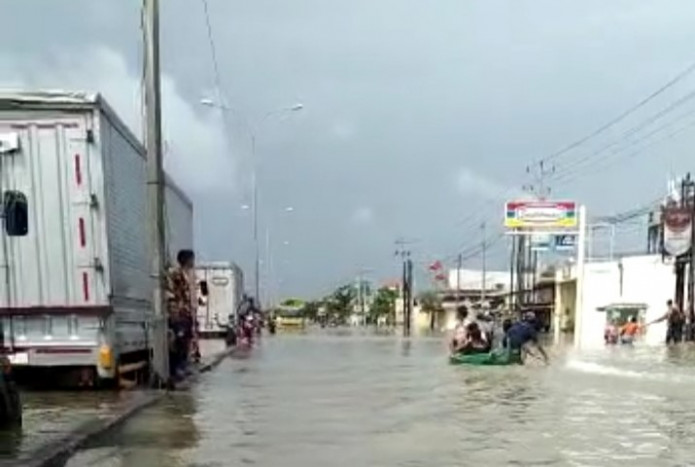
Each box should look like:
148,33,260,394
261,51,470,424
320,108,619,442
549,92,695,185
531,59,695,166
447,61,695,239
200,0,224,104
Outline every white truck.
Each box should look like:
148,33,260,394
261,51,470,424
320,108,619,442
0,91,194,386
196,262,244,338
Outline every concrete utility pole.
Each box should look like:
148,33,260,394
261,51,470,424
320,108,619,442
518,160,555,311
508,234,516,311
143,0,169,386
684,174,695,338
573,205,587,348
456,253,462,308
523,160,554,201
481,222,487,304
395,238,414,336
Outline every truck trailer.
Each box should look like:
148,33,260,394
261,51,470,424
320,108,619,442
0,91,194,386
196,262,244,338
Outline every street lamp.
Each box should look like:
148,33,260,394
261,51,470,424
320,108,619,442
201,99,303,306
265,206,295,308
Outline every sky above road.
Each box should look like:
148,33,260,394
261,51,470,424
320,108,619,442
3,0,695,298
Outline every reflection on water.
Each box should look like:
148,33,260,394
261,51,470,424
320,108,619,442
66,331,695,467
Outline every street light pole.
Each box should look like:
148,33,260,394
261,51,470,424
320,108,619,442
251,134,260,304
200,99,302,308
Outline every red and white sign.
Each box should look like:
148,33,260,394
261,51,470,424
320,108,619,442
663,206,691,257
505,200,577,229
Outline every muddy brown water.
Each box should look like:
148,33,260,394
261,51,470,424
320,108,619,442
46,331,695,466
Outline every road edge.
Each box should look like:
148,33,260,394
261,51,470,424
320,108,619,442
5,345,235,467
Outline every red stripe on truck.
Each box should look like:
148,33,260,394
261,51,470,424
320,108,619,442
74,154,82,185
82,272,90,302
78,218,86,247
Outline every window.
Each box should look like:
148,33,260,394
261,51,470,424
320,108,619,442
3,191,28,236
199,280,209,297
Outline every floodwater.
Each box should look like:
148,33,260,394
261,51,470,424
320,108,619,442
0,390,132,460
0,340,226,462
64,330,695,467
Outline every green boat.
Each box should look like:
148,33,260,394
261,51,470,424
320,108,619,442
449,349,521,366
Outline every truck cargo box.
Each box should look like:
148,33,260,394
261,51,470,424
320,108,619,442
196,262,244,337
0,91,194,382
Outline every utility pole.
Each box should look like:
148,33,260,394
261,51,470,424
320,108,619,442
406,258,413,334
481,222,487,305
508,234,516,312
686,174,695,339
395,239,414,336
523,160,554,201
456,253,462,308
252,135,260,306
143,0,169,386
519,160,555,313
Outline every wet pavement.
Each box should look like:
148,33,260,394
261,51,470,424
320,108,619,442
59,330,695,466
0,340,226,463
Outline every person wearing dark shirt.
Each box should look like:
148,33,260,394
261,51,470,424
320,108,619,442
503,312,549,364
648,300,684,344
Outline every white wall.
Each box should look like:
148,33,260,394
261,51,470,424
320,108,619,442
577,255,673,348
447,269,509,291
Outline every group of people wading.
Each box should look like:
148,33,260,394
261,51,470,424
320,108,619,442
604,299,688,346
449,306,549,364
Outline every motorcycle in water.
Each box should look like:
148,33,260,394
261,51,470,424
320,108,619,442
238,315,255,347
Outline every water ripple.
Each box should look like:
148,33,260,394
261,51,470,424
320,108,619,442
65,333,695,467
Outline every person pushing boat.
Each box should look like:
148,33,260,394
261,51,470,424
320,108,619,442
503,312,549,364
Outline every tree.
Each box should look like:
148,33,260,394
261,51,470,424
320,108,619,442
419,290,443,330
369,287,398,324
325,284,356,324
281,298,304,308
300,301,321,321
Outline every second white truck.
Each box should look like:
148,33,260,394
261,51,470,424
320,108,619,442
196,262,244,338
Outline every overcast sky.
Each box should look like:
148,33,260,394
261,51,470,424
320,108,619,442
2,0,695,299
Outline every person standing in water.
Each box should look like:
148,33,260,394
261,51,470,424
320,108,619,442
619,316,641,344
449,306,468,354
648,300,685,344
604,319,619,345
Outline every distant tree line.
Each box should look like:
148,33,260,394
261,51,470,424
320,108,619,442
276,283,400,325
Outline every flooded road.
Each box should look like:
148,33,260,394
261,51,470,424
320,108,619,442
0,390,132,460
65,331,695,467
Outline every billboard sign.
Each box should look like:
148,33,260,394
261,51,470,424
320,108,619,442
505,200,577,229
662,206,691,257
554,234,577,251
530,233,551,251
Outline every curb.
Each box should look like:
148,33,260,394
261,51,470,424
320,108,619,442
2,346,235,467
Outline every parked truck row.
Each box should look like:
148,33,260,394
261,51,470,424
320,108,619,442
0,91,243,387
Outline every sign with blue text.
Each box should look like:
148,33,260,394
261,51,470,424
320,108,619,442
554,234,577,251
